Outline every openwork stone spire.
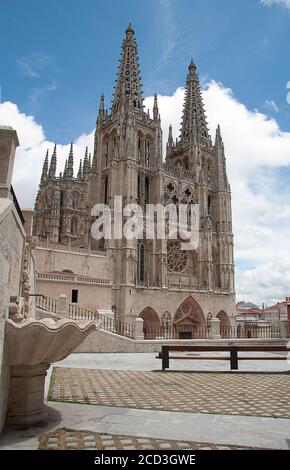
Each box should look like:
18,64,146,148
112,23,143,113
48,144,57,178
83,146,90,176
180,59,211,146
67,142,74,178
77,159,83,179
215,124,229,190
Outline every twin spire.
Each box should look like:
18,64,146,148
40,143,91,182
179,59,211,146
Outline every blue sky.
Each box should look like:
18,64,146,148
1,0,290,306
1,0,290,143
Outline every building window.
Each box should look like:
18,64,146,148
145,140,150,167
71,289,78,303
208,195,212,216
145,177,149,206
72,192,78,209
104,176,108,204
70,218,77,234
105,141,109,167
138,243,145,283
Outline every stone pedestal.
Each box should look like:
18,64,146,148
7,363,49,426
134,317,144,340
5,317,101,427
209,318,221,339
0,127,19,198
56,294,68,316
279,320,289,338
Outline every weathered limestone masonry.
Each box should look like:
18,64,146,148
0,126,22,432
33,24,236,332
0,127,100,432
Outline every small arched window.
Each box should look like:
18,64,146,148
145,140,150,167
72,192,78,209
70,218,77,234
138,243,145,283
145,177,149,206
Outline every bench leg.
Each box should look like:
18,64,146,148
162,349,169,370
230,347,238,370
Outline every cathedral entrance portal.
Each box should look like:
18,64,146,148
173,296,207,339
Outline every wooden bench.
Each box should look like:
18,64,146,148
156,345,289,371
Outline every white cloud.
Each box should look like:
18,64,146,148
17,53,57,79
1,80,290,306
261,0,290,10
0,101,94,208
264,99,279,113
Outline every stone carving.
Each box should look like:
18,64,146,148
167,240,188,273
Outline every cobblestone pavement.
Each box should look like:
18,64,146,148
49,368,290,419
38,428,262,450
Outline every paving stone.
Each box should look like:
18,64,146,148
48,367,290,419
38,428,262,451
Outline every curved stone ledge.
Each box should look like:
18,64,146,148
5,317,101,366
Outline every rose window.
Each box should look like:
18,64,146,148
167,240,188,273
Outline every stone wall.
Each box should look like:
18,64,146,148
75,328,287,353
34,247,109,278
35,280,112,312
0,200,25,432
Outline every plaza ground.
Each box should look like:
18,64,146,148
0,352,289,450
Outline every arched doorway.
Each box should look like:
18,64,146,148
139,307,160,339
217,310,231,338
173,296,207,339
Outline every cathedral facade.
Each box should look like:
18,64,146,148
33,24,236,333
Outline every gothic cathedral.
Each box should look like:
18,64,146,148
33,24,235,331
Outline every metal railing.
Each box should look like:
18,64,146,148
220,324,281,339
143,324,210,340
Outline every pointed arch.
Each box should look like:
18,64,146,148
138,306,161,339
217,309,231,338
174,296,205,325
173,296,206,339
216,310,230,326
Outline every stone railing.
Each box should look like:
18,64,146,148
36,272,111,285
68,303,98,320
36,241,107,257
35,295,57,313
98,314,135,340
162,164,194,183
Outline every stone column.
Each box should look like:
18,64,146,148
209,318,221,339
0,127,19,198
56,294,68,316
279,320,289,338
134,317,144,340
7,363,49,426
